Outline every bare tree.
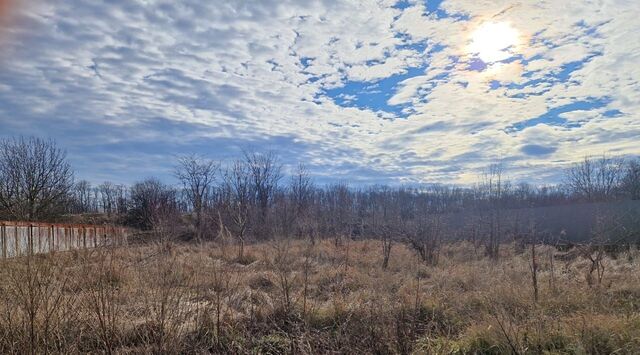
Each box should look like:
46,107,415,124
381,228,393,269
98,182,118,216
174,155,218,242
74,180,95,213
127,179,178,233
407,214,443,266
623,158,640,200
244,151,282,239
565,155,625,201
481,163,505,260
222,159,252,259
324,182,353,246
0,137,74,221
290,163,314,238
525,222,539,303
115,184,129,215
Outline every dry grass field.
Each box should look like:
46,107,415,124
1,239,639,354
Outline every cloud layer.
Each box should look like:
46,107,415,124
0,0,638,185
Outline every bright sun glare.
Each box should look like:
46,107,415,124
468,22,520,63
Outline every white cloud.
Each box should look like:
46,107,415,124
0,0,637,184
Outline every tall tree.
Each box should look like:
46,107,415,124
127,178,177,231
245,151,282,238
290,164,314,237
222,159,253,256
481,163,505,260
0,136,74,221
74,180,94,213
623,159,640,200
565,155,625,201
175,155,218,242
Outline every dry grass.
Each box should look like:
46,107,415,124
0,239,639,354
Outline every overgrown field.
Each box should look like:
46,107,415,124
1,239,639,354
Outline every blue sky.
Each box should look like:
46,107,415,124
0,0,638,185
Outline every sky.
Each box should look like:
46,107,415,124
0,0,638,185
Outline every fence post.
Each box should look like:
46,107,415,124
37,224,42,253
14,225,19,257
28,224,34,255
1,223,5,258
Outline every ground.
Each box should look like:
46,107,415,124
1,238,639,354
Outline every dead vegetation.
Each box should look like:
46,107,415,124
0,238,639,354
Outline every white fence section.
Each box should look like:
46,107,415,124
0,222,128,258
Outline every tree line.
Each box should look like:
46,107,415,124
1,136,639,252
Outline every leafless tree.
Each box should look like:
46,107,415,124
290,163,314,238
565,155,625,201
115,184,129,215
481,163,505,260
127,179,178,232
222,159,252,258
74,180,95,213
323,182,353,246
174,155,218,242
407,214,443,266
0,137,74,221
98,182,119,216
381,228,393,269
525,222,539,303
244,151,282,239
623,158,640,200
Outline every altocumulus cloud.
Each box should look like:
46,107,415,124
0,0,638,185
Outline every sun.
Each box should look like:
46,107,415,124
468,22,521,63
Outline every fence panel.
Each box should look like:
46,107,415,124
0,221,128,258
